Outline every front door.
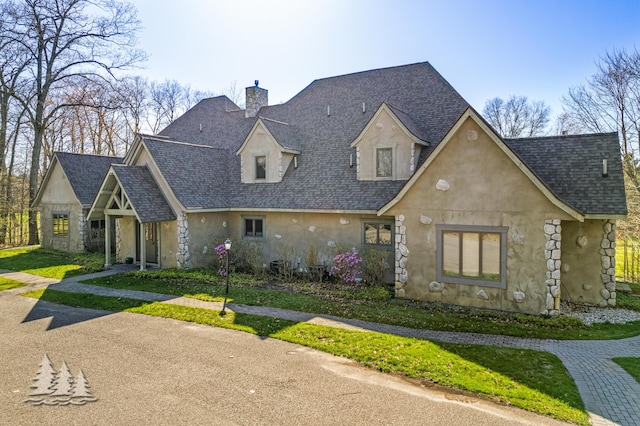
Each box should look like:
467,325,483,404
145,223,158,264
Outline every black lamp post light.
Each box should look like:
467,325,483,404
221,239,231,314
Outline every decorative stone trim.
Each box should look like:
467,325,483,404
435,179,450,191
543,219,562,316
278,152,283,179
240,157,244,183
394,215,409,297
176,212,190,268
599,220,617,307
115,219,121,260
410,143,415,173
77,211,87,252
355,147,361,177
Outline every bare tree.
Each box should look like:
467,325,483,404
562,49,640,158
562,48,640,282
482,95,551,138
3,0,146,244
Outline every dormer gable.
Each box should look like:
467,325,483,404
351,103,428,181
236,117,301,183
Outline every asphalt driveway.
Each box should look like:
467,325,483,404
0,289,570,426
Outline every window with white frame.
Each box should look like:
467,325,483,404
436,225,507,288
255,156,266,180
375,147,393,178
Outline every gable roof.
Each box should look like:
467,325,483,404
151,62,469,212
108,62,625,219
109,165,177,223
33,152,122,208
141,137,231,210
506,132,627,217
379,108,585,220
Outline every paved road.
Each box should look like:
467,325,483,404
0,268,640,426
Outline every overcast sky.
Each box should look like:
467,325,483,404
129,0,640,118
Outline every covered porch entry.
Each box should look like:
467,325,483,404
87,164,177,270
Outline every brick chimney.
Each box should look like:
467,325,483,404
245,80,268,118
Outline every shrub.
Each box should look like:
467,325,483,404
331,250,363,284
361,247,390,286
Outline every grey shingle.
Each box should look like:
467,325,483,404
505,132,627,216
55,152,122,206
111,165,176,222
155,62,469,211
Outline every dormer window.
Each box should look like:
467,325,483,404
350,103,428,182
255,156,266,180
237,118,301,184
376,148,393,178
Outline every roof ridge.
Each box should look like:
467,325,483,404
143,136,225,151
55,151,122,160
505,131,618,142
259,116,289,126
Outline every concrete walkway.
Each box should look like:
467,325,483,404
3,267,639,426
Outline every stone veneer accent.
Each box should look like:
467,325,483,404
394,215,409,297
115,219,121,260
176,212,190,268
543,219,562,316
77,211,87,252
599,220,617,307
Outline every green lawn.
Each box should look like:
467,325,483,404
21,288,589,425
0,246,104,279
83,269,640,340
612,357,640,383
0,276,26,291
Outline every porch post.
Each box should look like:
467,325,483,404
104,214,111,269
140,221,146,271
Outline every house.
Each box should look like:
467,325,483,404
33,152,123,252
42,62,627,315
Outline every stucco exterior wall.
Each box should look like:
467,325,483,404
238,123,294,184
117,216,137,263
175,212,392,268
355,108,421,181
561,219,617,306
38,161,85,252
385,117,574,314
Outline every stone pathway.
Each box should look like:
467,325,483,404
3,267,640,426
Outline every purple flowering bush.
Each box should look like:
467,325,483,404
214,243,228,277
331,250,362,284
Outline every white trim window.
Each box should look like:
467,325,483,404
255,155,267,180
375,147,393,178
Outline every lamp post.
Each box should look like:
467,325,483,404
221,239,231,314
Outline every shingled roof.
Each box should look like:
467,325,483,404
505,132,627,216
152,62,469,211
120,62,625,218
111,165,176,222
50,152,122,207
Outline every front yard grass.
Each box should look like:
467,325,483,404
21,288,589,425
0,277,26,291
0,246,104,279
83,269,640,340
612,357,640,384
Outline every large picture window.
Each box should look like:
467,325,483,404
53,213,69,238
436,225,507,288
